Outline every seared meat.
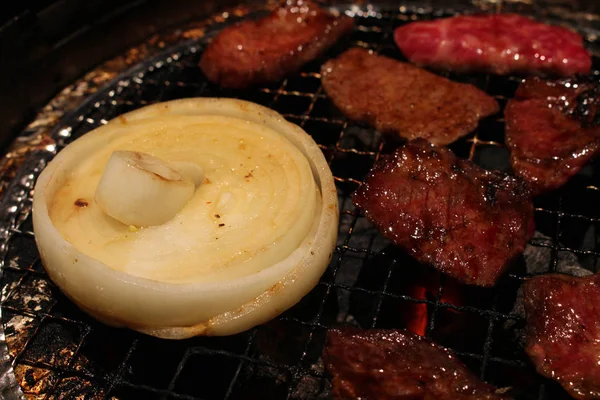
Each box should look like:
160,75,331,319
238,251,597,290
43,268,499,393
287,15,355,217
323,327,512,399
505,76,600,195
320,48,499,145
394,14,591,76
199,0,353,88
523,274,600,399
352,139,534,286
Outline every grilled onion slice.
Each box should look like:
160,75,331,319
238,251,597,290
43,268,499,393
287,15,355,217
32,98,338,338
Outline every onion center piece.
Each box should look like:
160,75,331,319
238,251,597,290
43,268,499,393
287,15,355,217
95,150,197,227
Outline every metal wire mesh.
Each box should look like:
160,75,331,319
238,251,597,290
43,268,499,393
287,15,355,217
1,3,600,399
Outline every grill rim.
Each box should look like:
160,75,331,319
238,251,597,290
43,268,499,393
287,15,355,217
1,2,600,399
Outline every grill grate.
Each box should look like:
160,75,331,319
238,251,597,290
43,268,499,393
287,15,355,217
1,3,600,399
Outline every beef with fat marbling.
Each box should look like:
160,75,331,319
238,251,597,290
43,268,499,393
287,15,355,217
323,327,512,399
200,0,353,89
524,273,600,399
352,139,534,286
505,75,600,195
394,14,591,76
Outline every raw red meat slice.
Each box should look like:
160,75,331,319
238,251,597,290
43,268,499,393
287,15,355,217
394,14,591,76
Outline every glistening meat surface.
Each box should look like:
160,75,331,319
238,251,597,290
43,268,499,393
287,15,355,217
352,139,534,286
323,327,512,399
505,76,600,195
320,48,499,145
523,274,600,399
199,0,353,88
394,14,591,76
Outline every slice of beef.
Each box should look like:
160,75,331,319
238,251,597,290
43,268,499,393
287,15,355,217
199,0,353,89
394,14,591,77
352,139,534,286
505,76,600,195
320,48,499,145
523,273,600,399
323,327,512,399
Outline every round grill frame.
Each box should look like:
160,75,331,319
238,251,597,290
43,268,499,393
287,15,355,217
1,2,600,399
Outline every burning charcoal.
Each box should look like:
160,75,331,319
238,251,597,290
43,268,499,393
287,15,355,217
345,242,497,353
523,232,591,277
254,321,315,366
345,245,440,331
333,215,394,323
236,327,330,400
290,361,331,400
578,223,600,271
229,362,291,400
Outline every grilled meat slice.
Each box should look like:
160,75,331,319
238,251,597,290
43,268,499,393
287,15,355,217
199,0,353,89
524,274,600,399
323,327,512,399
394,14,591,76
352,139,534,286
505,76,600,195
320,48,499,145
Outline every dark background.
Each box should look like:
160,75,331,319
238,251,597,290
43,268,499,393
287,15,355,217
0,0,243,152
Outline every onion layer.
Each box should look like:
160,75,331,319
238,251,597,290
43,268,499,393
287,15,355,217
32,98,339,338
94,150,196,227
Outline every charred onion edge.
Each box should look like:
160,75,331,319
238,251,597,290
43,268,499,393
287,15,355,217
32,98,338,339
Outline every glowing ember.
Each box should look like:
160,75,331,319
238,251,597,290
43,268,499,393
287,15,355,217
397,271,464,336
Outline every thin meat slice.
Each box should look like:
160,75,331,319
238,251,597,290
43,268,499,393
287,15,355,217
323,327,512,399
505,76,600,195
321,48,499,145
524,274,600,399
199,0,353,88
394,14,591,76
352,139,534,286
